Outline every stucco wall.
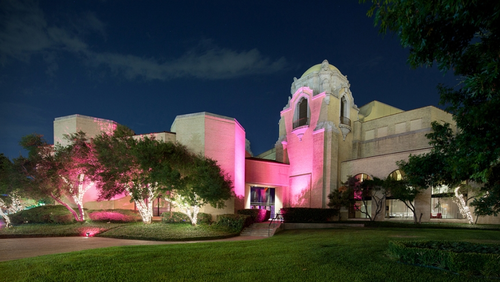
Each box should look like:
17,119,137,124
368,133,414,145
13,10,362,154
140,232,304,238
352,106,454,159
54,114,117,146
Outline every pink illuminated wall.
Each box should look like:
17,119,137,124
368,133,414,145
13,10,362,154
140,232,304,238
280,87,326,208
171,112,245,213
245,158,289,186
203,114,246,211
233,120,246,210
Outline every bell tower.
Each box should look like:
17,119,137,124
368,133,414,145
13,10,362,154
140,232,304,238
275,60,359,208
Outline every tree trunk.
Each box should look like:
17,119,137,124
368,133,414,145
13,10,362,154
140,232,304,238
134,198,153,224
49,194,81,222
0,199,12,228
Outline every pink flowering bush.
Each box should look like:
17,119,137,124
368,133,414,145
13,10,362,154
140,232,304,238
88,209,140,223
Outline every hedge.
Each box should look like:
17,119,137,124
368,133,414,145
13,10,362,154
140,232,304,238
388,240,500,277
280,207,338,223
237,209,270,223
87,209,140,223
10,205,76,224
216,214,249,233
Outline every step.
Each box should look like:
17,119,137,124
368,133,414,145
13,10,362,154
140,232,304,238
240,222,283,237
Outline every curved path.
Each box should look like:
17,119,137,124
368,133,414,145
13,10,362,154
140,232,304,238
0,236,264,262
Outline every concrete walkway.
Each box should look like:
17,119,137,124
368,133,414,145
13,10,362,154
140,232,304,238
0,236,264,262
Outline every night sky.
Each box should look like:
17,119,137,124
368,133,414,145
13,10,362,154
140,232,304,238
1,0,459,160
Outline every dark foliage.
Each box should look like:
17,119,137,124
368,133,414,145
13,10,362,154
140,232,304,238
280,208,338,223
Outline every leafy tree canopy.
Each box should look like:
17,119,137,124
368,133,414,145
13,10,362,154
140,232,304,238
367,0,500,215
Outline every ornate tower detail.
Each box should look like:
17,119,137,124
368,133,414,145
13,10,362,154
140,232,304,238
276,59,360,209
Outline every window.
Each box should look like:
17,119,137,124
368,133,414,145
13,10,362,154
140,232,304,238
340,96,350,126
431,185,462,219
385,170,413,220
293,97,309,129
348,173,372,219
388,169,404,181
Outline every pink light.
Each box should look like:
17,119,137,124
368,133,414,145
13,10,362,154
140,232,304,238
94,118,117,135
233,119,245,202
80,227,102,237
354,190,362,200
280,86,326,208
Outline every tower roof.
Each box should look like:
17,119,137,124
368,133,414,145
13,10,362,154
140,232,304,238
300,61,342,78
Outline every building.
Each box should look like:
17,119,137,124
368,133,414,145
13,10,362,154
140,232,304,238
53,60,499,224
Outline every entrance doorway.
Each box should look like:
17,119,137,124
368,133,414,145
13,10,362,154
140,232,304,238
250,186,276,218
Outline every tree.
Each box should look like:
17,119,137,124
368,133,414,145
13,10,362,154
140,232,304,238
327,185,354,221
165,155,233,226
55,132,102,221
342,175,386,221
367,0,500,215
0,154,25,227
397,123,483,224
18,133,97,222
93,125,182,224
383,175,421,224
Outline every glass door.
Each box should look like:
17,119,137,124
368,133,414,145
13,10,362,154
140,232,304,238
250,187,275,218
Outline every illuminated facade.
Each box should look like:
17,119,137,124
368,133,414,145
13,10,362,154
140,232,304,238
53,60,499,224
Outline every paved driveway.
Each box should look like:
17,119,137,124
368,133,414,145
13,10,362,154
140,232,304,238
0,236,263,262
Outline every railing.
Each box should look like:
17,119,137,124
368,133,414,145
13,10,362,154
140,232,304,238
268,213,284,237
340,116,351,126
293,117,309,129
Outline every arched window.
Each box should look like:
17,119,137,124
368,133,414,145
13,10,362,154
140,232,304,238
349,173,372,219
386,169,412,220
388,170,404,181
293,97,309,128
340,96,350,126
354,173,370,183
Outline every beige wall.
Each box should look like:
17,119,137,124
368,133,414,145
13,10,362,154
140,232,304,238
352,106,454,159
54,114,117,146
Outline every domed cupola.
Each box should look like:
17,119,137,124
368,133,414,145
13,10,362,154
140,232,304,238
290,59,349,98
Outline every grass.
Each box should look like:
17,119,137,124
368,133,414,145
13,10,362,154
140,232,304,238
1,226,500,281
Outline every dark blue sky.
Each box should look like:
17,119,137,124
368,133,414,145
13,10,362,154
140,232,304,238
1,0,458,159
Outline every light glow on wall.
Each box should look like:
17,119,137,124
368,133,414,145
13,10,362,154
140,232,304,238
233,120,246,209
282,87,326,208
289,174,311,207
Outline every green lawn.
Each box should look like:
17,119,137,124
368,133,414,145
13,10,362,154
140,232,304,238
1,227,499,281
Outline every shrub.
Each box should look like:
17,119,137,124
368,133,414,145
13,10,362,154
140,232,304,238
280,208,338,223
388,240,500,277
162,212,190,223
237,209,270,223
88,209,140,223
197,213,212,224
161,212,213,224
10,205,76,224
215,214,249,233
